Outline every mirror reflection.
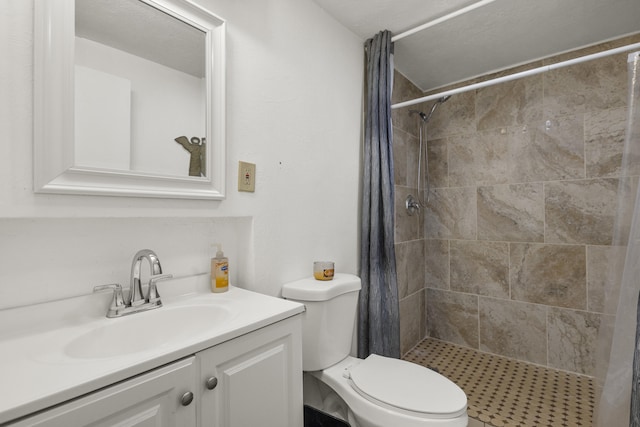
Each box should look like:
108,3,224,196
74,0,207,178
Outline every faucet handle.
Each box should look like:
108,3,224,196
93,283,126,318
147,274,173,305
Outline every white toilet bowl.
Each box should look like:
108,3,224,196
310,355,467,427
282,274,469,427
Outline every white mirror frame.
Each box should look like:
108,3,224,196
33,0,226,199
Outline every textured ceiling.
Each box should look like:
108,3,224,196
313,0,640,92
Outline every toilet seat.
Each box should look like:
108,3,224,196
346,354,467,419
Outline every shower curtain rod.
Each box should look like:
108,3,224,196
392,41,640,110
391,0,498,43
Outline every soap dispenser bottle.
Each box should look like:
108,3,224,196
211,244,229,293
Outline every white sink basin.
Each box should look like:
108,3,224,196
65,304,232,359
0,282,305,425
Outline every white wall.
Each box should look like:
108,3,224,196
75,65,132,171
0,0,363,310
75,37,206,176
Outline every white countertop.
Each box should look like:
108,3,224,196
0,279,304,424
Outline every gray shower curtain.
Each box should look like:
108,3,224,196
358,30,400,359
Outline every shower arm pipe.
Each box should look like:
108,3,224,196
391,41,640,110
391,0,498,43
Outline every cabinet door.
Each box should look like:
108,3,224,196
12,357,197,427
198,316,303,427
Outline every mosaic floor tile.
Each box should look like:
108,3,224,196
403,338,595,427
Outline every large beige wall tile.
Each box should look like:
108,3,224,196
393,128,412,186
544,53,627,117
426,137,448,189
400,125,427,192
626,117,640,174
585,107,630,178
393,126,409,187
395,239,426,299
447,134,475,187
587,245,627,314
477,183,544,242
425,239,449,290
476,75,543,131
548,308,601,376
540,114,585,176
545,178,619,245
424,187,477,240
479,297,547,365
613,177,640,246
510,243,586,309
508,116,584,183
427,91,476,140
450,240,509,298
395,185,423,243
400,289,425,355
427,289,479,348
448,129,509,187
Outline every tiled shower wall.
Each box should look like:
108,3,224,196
392,34,640,376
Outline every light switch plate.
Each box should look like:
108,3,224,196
238,161,256,192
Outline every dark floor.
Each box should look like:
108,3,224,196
303,405,350,427
403,338,595,427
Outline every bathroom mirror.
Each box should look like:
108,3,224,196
33,0,226,199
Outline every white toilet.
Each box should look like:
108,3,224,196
282,273,468,427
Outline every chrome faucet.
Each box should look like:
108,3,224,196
129,249,163,306
94,249,173,318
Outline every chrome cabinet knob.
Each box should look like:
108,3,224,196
181,391,194,406
205,376,218,390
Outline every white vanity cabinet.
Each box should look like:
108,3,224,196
9,316,303,427
198,316,303,427
11,357,198,427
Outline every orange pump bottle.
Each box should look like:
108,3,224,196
211,244,229,293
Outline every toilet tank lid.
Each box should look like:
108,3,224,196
282,273,361,301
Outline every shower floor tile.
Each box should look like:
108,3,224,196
403,338,595,427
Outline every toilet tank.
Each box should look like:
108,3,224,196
282,274,361,371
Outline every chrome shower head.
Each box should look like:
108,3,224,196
408,95,450,123
409,109,428,122
424,95,451,122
